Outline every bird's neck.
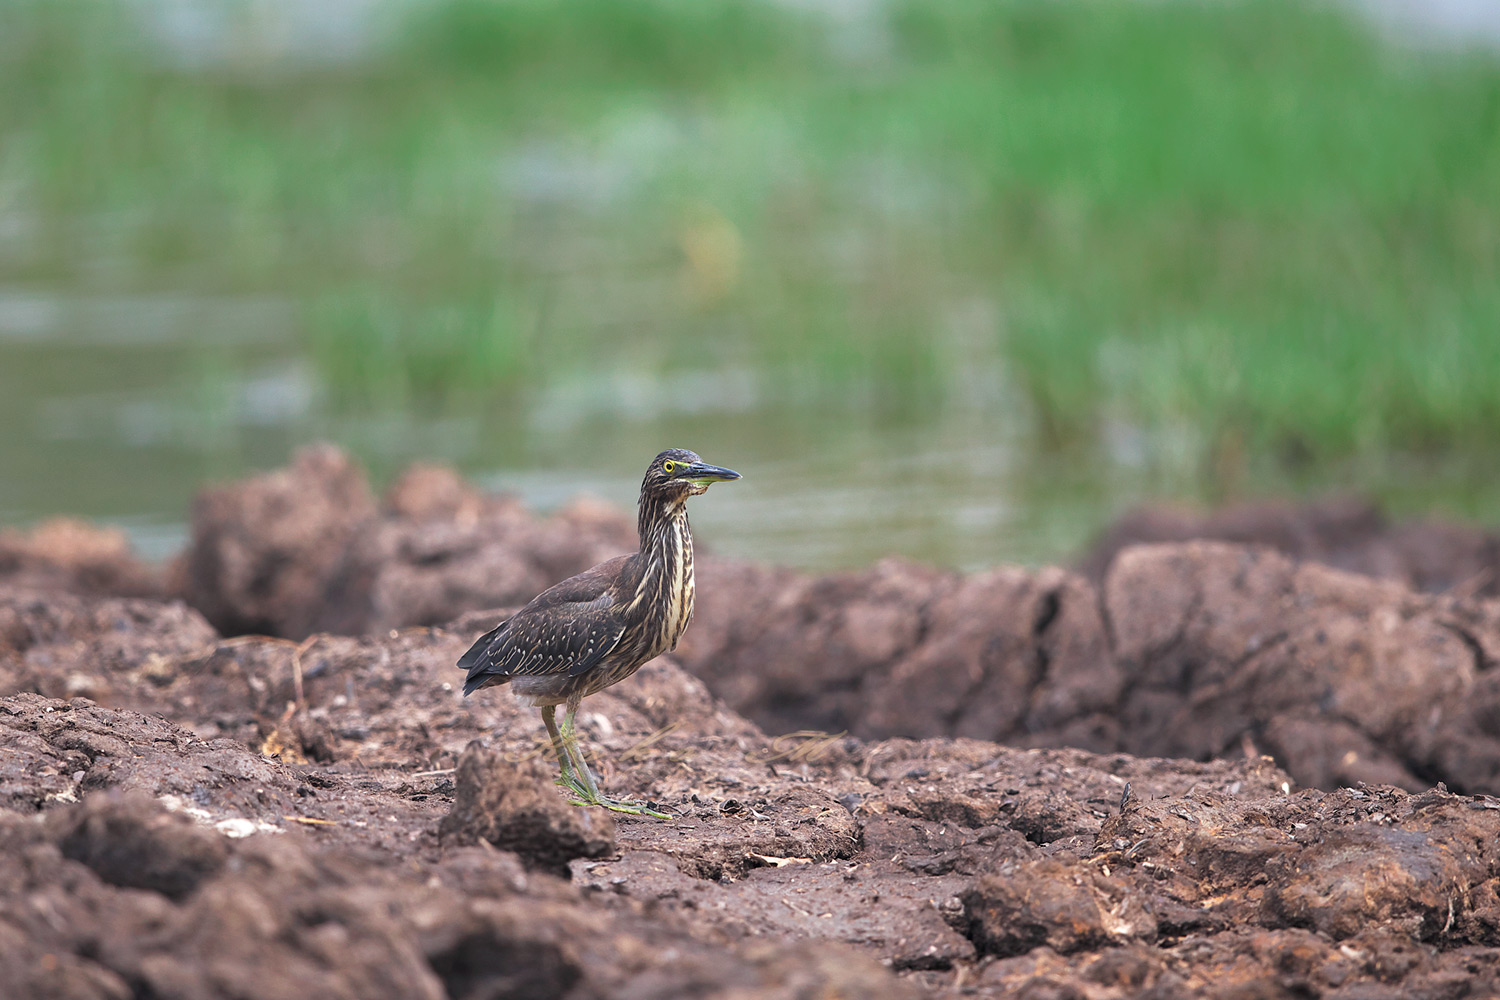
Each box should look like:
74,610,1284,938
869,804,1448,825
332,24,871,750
637,493,691,564
633,493,696,648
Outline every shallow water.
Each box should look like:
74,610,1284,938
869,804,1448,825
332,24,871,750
3,306,1496,572
0,309,1065,567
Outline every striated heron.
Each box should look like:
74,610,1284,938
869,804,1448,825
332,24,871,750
458,449,741,818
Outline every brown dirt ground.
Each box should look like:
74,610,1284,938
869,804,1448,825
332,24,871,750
2,582,1500,997
3,447,1500,997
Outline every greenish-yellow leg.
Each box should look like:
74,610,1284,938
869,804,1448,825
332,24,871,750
541,705,590,799
553,707,671,820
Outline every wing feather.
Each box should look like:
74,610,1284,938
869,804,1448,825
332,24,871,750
458,556,633,695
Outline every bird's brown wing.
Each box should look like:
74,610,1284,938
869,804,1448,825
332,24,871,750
458,556,632,694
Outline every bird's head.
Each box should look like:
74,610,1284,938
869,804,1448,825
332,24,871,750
642,449,741,502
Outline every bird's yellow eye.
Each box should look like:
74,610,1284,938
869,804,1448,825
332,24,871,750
662,461,676,474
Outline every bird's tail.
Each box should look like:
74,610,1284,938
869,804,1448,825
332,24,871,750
457,620,509,696
461,672,508,697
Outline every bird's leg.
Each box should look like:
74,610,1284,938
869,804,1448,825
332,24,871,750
560,706,671,820
557,706,601,799
541,705,590,800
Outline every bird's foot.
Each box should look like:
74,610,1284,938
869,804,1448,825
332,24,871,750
555,774,592,799
553,751,671,818
591,795,672,820
557,782,671,819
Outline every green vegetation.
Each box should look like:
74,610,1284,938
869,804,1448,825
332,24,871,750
3,0,1499,477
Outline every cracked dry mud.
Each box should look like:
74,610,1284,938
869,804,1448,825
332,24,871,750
3,448,1500,998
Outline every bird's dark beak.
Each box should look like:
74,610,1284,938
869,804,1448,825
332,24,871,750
683,462,741,485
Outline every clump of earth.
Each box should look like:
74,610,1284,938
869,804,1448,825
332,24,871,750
3,445,1499,998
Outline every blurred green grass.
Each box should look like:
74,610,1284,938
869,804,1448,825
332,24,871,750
3,0,1498,474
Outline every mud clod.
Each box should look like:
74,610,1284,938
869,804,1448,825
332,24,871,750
1106,542,1500,794
177,445,635,639
966,857,1122,959
0,518,162,599
439,742,616,876
1079,496,1500,599
178,444,379,638
51,791,229,900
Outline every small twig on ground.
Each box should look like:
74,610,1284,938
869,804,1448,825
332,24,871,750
620,722,684,761
1445,569,1494,604
289,635,317,714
